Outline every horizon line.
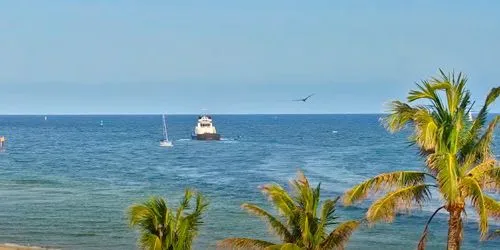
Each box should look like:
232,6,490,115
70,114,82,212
0,112,389,116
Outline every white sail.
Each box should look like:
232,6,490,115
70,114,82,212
160,114,173,147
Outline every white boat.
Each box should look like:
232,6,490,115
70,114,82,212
191,115,221,140
468,112,473,122
160,114,173,147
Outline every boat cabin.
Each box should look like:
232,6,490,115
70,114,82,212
195,115,217,134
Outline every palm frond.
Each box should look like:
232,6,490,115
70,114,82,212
384,101,419,133
128,196,169,235
466,158,496,179
343,171,428,206
217,238,276,250
413,109,439,151
485,87,500,106
417,206,446,250
183,192,208,236
408,79,448,118
139,233,162,250
435,153,460,202
467,87,500,144
461,177,488,238
465,158,500,192
470,116,500,162
479,167,500,192
241,203,292,241
483,194,500,220
320,198,339,227
175,189,193,221
291,171,319,215
366,184,432,223
261,184,296,216
320,220,360,250
298,210,317,246
128,203,151,227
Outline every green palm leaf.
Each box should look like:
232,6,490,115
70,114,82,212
242,203,292,241
461,177,488,238
343,171,428,205
433,153,460,202
261,184,296,216
465,87,500,153
384,101,419,133
367,184,432,223
483,195,500,219
320,220,360,250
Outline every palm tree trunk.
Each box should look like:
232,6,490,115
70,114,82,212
447,208,463,250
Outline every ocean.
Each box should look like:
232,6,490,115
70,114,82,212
0,115,498,249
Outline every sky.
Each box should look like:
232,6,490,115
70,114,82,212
0,0,499,114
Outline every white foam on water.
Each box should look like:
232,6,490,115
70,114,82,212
220,138,239,143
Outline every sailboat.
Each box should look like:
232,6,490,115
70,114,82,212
160,114,173,147
468,112,474,122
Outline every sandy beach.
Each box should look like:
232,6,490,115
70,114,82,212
0,244,53,250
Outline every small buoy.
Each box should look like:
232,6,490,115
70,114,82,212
44,116,47,121
100,120,104,126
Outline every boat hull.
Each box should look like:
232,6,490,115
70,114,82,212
192,133,221,140
160,140,173,147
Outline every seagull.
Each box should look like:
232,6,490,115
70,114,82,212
293,93,315,102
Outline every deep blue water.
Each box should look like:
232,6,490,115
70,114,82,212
0,115,499,249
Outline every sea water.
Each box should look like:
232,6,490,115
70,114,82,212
0,115,498,249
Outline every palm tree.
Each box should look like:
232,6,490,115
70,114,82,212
343,70,500,250
128,189,208,250
218,171,360,250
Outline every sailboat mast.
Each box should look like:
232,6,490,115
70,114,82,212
162,114,169,140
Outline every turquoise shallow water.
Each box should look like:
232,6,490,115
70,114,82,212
0,114,499,249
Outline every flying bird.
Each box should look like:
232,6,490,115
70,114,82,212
293,93,315,102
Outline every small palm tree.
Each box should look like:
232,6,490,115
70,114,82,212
218,171,360,250
128,189,208,250
343,70,500,250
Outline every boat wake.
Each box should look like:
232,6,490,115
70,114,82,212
220,138,239,143
175,137,240,143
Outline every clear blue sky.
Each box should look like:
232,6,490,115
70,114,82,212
0,0,498,114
